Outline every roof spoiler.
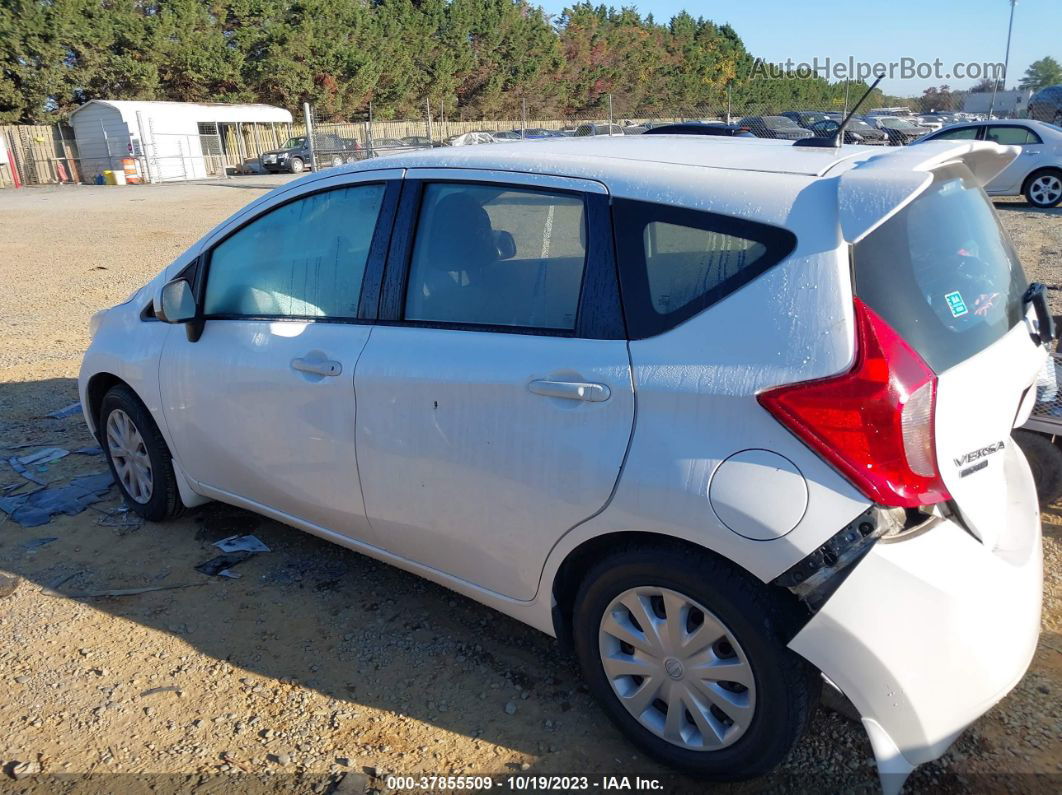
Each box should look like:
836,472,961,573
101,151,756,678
838,141,1019,243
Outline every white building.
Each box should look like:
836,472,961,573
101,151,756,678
69,100,293,182
962,89,1033,118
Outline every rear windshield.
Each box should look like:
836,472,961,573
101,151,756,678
854,164,1028,373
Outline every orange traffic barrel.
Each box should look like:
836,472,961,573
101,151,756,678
121,157,141,184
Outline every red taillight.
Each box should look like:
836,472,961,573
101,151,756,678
757,299,951,508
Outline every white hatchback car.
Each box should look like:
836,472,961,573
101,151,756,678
81,135,1050,790
917,119,1062,207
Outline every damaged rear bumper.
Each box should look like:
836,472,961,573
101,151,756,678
788,443,1042,791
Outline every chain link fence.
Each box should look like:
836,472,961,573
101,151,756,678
2,92,993,186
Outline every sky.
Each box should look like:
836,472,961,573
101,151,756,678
535,0,1060,97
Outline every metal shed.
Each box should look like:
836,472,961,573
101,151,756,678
69,100,293,183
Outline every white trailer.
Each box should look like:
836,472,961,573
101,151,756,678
69,100,292,183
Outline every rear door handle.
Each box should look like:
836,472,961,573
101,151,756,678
291,357,342,377
528,379,611,402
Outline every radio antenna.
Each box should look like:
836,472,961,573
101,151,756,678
796,74,884,148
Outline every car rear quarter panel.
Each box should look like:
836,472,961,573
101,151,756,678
540,175,872,589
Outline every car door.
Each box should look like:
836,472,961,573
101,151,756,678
353,171,634,600
159,170,401,541
984,125,1045,193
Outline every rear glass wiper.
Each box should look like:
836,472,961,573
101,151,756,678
1023,282,1057,346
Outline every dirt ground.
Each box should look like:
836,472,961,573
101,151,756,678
0,177,1060,794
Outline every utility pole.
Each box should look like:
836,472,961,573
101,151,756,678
302,102,316,170
988,0,1018,120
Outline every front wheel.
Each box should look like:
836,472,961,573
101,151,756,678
1024,169,1062,208
100,384,184,522
288,157,304,174
572,545,817,780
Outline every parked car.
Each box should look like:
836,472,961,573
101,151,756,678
806,117,889,145
643,122,754,138
520,128,564,139
444,130,497,146
369,138,420,156
81,135,1048,791
779,110,835,129
400,136,438,149
914,114,945,131
574,123,625,136
914,119,1062,207
862,115,932,145
736,115,812,140
1028,85,1062,125
259,134,360,173
491,130,524,141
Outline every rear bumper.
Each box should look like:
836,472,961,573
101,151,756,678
789,442,1042,779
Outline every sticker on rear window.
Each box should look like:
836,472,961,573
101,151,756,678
944,291,968,318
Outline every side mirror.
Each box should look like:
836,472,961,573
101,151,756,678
157,278,196,323
493,229,517,260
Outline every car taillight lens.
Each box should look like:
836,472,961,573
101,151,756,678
757,299,951,508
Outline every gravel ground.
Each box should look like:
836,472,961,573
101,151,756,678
0,179,1059,794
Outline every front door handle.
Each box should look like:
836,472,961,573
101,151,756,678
528,379,611,402
291,357,342,377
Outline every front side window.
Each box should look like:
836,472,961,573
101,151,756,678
986,126,1041,145
934,126,980,140
204,184,386,318
613,199,797,338
405,183,587,330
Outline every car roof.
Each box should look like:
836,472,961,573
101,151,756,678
366,135,873,177
291,136,1014,237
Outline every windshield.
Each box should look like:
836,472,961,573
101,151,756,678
766,116,800,128
283,137,305,149
849,120,874,131
854,164,1028,373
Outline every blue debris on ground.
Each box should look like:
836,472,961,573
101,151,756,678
0,472,114,528
46,402,83,420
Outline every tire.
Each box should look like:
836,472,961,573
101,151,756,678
99,384,184,522
1014,429,1062,507
288,157,304,174
1023,169,1062,208
572,544,818,780
330,155,343,168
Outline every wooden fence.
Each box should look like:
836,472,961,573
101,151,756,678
1,124,81,187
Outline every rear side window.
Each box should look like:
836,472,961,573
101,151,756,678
985,126,1041,145
613,199,797,338
404,183,587,330
854,164,1028,373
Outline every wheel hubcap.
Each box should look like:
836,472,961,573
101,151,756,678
599,586,756,751
1031,175,1061,205
105,409,153,504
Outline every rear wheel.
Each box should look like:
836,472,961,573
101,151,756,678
572,544,817,779
1014,429,1062,507
330,155,343,168
1023,169,1062,208
100,384,184,522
